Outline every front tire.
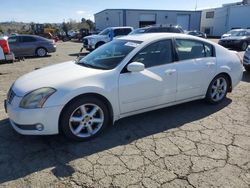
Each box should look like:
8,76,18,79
244,65,250,72
36,47,47,57
206,75,229,104
60,96,110,141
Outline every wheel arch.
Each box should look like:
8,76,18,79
58,93,114,132
95,41,105,49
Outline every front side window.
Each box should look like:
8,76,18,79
114,29,124,37
79,40,141,70
131,40,173,68
175,39,214,61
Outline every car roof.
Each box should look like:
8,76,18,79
110,26,133,29
118,33,206,43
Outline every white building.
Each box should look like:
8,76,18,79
95,9,201,31
201,0,250,36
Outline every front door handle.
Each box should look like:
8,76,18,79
165,69,177,75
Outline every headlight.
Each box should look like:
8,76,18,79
20,87,56,109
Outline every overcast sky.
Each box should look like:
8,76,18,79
0,0,240,23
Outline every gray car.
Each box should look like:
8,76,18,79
218,29,250,51
8,34,56,57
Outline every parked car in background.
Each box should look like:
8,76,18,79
243,45,250,72
129,25,184,35
8,34,56,57
5,33,243,141
186,31,207,38
219,29,250,51
83,27,133,51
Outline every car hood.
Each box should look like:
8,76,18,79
12,61,107,96
221,34,231,38
220,36,246,40
84,35,107,40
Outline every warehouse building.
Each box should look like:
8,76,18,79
95,9,202,31
201,0,250,36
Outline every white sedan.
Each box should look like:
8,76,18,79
5,33,243,141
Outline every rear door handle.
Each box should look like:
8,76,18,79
165,69,177,75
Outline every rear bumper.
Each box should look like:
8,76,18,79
0,52,15,61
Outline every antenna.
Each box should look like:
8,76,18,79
195,0,198,10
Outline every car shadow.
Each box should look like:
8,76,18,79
242,71,250,82
0,98,232,183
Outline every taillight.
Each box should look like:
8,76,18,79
0,39,10,54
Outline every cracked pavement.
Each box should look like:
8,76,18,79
0,41,250,188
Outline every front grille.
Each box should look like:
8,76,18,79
7,88,16,104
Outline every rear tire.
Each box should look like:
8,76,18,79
206,75,229,104
60,96,110,141
241,41,248,51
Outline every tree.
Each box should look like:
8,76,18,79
86,19,95,31
62,22,72,37
0,26,3,34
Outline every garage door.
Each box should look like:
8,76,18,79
177,15,190,30
139,14,156,22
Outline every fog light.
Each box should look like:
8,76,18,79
36,124,44,131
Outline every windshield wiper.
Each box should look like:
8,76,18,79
76,60,108,70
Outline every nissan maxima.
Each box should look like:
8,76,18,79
5,33,243,141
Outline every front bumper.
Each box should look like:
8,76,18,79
84,44,95,51
218,40,242,49
47,46,57,53
5,98,63,135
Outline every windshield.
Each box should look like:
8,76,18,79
227,30,246,36
78,40,141,70
129,28,147,35
99,28,111,35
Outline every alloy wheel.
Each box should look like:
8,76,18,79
210,77,228,102
69,103,104,138
37,48,47,57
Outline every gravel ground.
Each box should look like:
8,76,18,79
0,40,249,188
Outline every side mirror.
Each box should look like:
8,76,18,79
127,62,145,72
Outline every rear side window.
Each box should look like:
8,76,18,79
21,36,37,42
169,28,182,33
175,39,214,61
131,40,173,68
114,29,132,36
8,36,18,43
